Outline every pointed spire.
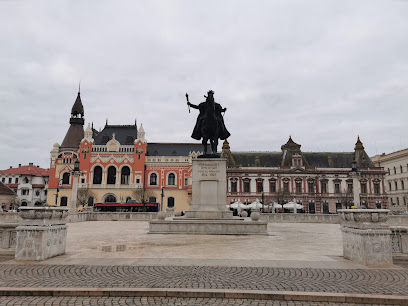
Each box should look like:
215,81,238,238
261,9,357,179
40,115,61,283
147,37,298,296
106,118,108,126
355,135,364,150
78,81,81,94
91,121,94,129
71,91,84,118
135,118,137,126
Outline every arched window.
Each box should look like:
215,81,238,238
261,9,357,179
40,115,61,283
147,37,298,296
62,173,70,185
21,201,27,206
150,173,157,185
148,196,157,203
93,166,102,184
107,166,116,185
121,166,130,185
60,196,68,206
168,173,176,186
104,195,117,203
167,197,175,208
87,196,94,206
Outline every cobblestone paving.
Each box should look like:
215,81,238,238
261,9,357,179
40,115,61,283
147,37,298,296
0,297,400,306
0,265,407,296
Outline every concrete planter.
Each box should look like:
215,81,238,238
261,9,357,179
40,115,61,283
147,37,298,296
338,209,392,267
15,207,69,261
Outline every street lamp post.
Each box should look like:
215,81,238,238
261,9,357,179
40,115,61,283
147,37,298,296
69,160,81,214
160,187,164,212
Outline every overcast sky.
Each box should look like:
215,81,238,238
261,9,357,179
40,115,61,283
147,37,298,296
1,0,407,169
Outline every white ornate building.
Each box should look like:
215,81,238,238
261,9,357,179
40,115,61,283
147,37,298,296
0,163,49,207
371,148,408,210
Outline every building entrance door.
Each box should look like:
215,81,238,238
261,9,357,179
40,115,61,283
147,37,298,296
308,202,315,214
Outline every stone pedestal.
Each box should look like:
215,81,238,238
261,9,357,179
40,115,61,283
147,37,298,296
149,158,267,235
185,159,232,219
339,209,392,267
15,207,69,261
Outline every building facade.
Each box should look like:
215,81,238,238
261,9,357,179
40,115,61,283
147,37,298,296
0,164,49,207
222,137,388,213
47,91,388,214
371,149,408,211
46,92,202,211
0,182,16,211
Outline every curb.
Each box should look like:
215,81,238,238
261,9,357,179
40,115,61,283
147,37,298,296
0,288,406,305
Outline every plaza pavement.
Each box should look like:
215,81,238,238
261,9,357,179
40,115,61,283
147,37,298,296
0,221,407,305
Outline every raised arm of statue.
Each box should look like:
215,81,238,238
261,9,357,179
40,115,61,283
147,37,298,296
187,102,199,110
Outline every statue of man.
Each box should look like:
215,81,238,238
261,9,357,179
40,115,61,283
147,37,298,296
187,90,230,141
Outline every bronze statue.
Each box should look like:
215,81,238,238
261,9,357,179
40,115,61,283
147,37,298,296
187,90,230,155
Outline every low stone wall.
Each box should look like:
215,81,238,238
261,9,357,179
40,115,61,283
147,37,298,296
0,212,21,223
388,215,408,226
260,213,340,224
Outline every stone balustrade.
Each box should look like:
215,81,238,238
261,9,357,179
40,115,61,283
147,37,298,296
338,209,392,267
15,207,69,261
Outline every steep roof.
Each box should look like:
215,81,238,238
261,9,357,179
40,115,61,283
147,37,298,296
303,152,355,168
61,124,85,149
231,152,282,167
93,125,138,145
0,182,16,196
0,165,49,177
147,143,203,156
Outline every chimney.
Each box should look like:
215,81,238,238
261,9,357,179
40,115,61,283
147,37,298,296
9,166,12,169
18,164,21,168
29,163,33,166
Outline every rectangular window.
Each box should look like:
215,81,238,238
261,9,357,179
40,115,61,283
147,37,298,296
15,178,19,184
184,178,188,186
8,178,11,184
283,182,289,192
270,182,276,192
231,181,237,193
257,181,263,193
402,181,405,190
361,183,367,194
395,181,398,191
1,178,4,183
348,183,353,193
335,183,340,194
321,183,327,194
136,178,140,184
81,178,85,184
84,154,86,160
397,197,400,205
404,197,407,205
296,182,301,193
308,182,314,193
374,184,380,194
244,181,250,193
22,189,29,195
389,182,392,191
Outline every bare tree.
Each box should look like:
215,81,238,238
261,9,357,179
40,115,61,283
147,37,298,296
336,188,354,209
132,187,156,204
271,190,293,205
77,187,96,207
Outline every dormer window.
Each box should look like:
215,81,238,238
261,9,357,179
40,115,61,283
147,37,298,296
292,155,302,167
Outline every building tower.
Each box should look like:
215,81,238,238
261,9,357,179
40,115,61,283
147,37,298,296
60,91,85,149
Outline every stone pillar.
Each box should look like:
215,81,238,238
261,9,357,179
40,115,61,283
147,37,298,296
15,207,69,261
185,158,232,219
338,209,392,267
